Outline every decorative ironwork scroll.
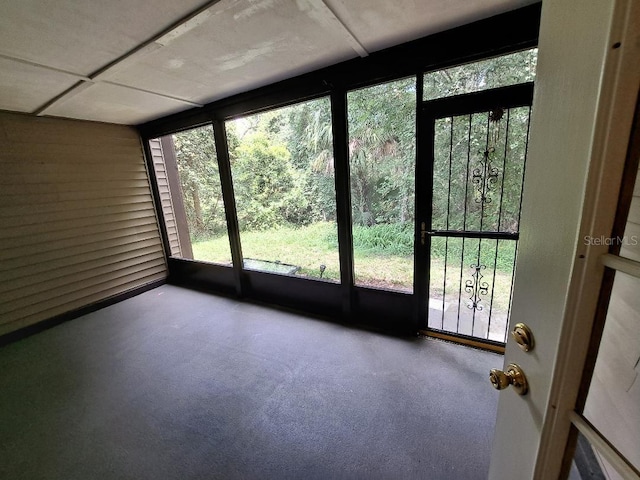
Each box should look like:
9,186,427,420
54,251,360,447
465,264,489,311
472,148,499,205
472,107,504,205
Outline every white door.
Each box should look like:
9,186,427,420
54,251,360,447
488,0,640,478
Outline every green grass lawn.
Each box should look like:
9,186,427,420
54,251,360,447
192,222,414,290
191,221,513,308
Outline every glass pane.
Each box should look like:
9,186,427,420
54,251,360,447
423,48,537,101
583,270,640,472
619,167,639,261
348,77,416,293
432,107,531,234
227,97,340,282
428,238,517,342
568,431,610,480
149,126,232,265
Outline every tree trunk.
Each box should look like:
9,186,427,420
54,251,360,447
400,190,407,224
192,187,204,231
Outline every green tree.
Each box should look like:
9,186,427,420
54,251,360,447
423,48,537,100
284,98,337,223
173,49,536,244
230,131,308,230
347,78,416,226
173,126,226,239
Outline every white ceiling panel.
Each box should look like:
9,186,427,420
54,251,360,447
44,83,192,125
324,0,538,53
102,0,358,104
0,0,537,124
0,0,210,75
0,58,79,113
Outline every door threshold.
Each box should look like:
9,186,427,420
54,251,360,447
420,329,505,354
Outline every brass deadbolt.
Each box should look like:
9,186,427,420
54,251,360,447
512,322,534,352
489,363,529,395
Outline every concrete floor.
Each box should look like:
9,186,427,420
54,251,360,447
0,285,503,480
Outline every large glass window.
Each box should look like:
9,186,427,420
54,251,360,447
347,78,416,292
423,48,537,101
150,125,232,265
226,97,340,281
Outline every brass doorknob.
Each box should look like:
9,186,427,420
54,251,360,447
489,363,528,395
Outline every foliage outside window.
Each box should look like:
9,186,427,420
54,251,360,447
348,77,417,293
152,49,537,314
171,125,232,265
423,48,537,101
226,97,340,281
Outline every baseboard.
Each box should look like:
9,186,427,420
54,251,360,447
0,279,166,348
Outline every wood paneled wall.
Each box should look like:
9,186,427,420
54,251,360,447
0,112,167,336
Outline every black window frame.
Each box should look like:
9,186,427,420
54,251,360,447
140,3,541,335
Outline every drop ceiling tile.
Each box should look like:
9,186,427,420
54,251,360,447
324,0,539,53
0,58,79,113
0,0,539,125
0,0,210,75
102,0,358,104
44,83,192,125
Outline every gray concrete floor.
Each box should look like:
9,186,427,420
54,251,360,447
0,285,503,480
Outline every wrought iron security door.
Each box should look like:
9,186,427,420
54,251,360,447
416,84,534,346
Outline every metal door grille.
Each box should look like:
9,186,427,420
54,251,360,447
427,103,532,342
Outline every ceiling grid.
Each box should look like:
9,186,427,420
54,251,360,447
0,0,537,124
